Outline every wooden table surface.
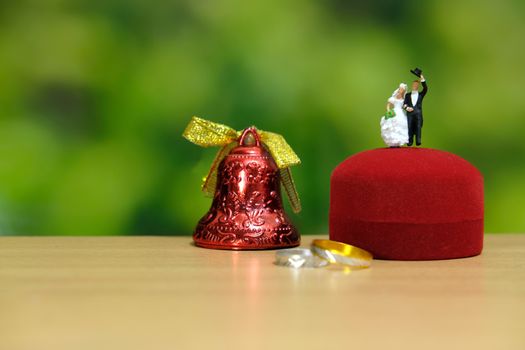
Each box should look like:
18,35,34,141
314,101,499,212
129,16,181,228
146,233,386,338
0,234,524,350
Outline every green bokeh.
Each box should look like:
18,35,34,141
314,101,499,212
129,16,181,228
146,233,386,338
0,0,524,235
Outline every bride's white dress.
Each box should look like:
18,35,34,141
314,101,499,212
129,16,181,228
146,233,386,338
380,96,409,147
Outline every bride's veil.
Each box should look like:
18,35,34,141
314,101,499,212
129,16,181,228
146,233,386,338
391,83,407,98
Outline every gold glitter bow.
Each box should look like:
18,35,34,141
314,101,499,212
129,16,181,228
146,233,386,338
183,116,301,213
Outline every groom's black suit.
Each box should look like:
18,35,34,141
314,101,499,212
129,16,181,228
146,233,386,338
403,81,428,146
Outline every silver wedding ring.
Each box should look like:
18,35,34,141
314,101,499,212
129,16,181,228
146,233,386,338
275,248,329,268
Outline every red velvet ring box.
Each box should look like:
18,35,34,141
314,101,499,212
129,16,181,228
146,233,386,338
329,148,484,260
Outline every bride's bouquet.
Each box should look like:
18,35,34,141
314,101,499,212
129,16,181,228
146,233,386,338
384,110,396,119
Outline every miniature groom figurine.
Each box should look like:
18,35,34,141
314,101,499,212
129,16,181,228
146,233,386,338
403,68,428,146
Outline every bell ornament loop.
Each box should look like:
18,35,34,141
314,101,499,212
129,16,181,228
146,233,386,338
238,127,260,147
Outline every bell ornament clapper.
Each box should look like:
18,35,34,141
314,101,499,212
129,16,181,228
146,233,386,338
193,127,300,250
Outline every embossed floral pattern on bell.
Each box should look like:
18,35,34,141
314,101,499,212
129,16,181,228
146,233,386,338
194,127,300,250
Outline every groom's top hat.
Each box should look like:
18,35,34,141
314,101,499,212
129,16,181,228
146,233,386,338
410,67,423,77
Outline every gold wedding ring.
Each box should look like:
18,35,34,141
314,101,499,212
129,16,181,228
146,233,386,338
311,239,373,268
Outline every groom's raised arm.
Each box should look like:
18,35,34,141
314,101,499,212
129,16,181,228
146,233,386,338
421,77,428,97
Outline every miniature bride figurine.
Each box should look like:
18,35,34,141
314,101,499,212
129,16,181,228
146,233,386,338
380,83,409,147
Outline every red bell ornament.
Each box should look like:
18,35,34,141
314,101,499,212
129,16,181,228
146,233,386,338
183,117,301,250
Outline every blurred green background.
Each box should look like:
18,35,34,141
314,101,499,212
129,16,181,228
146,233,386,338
0,0,524,235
